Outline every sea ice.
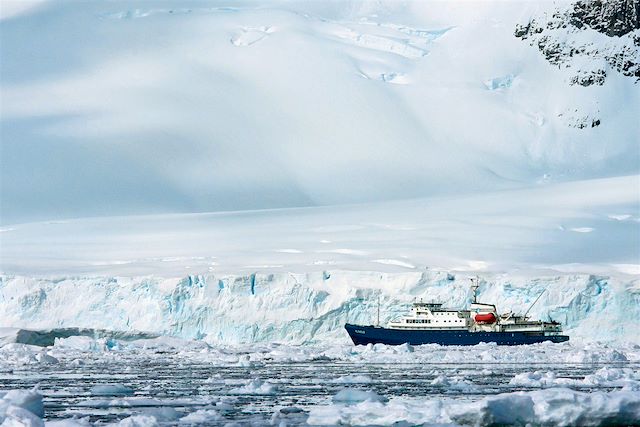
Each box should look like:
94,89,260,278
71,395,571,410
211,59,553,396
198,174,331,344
332,388,388,404
90,384,134,396
178,409,221,423
307,388,640,426
228,378,278,395
0,389,44,426
331,375,373,384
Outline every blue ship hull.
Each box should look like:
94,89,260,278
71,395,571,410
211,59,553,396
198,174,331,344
345,323,569,346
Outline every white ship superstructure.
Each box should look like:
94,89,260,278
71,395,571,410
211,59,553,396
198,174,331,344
386,283,563,335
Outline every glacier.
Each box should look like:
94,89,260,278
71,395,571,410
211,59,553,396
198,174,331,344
1,270,638,345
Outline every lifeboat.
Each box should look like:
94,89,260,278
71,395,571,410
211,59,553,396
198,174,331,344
475,312,496,324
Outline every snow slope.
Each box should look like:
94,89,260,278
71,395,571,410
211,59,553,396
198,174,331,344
1,0,638,223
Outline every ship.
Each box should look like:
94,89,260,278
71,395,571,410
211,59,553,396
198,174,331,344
345,281,569,346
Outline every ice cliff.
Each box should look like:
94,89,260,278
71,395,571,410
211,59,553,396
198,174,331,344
1,271,638,344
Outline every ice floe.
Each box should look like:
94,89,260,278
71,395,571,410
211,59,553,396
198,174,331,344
0,388,44,426
228,378,278,395
307,388,640,426
90,384,135,396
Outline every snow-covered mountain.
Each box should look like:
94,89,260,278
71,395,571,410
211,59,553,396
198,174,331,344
1,0,638,223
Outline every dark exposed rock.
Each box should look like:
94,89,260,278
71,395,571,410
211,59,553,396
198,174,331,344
571,0,640,37
515,0,639,84
514,22,532,38
570,69,608,86
558,109,602,128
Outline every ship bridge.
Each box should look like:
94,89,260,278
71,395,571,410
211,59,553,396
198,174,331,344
388,300,471,330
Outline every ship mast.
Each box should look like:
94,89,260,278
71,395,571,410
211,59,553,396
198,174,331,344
523,289,545,319
470,277,479,303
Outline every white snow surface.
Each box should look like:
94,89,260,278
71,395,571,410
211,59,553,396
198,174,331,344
1,0,639,223
1,175,638,277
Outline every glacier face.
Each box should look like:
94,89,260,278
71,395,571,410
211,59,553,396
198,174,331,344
1,270,638,344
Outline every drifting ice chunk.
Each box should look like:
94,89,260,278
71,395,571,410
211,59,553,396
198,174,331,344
0,389,44,426
450,393,535,425
179,409,222,423
228,378,278,395
54,336,108,352
332,388,388,404
116,415,158,426
331,375,373,384
90,384,134,396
